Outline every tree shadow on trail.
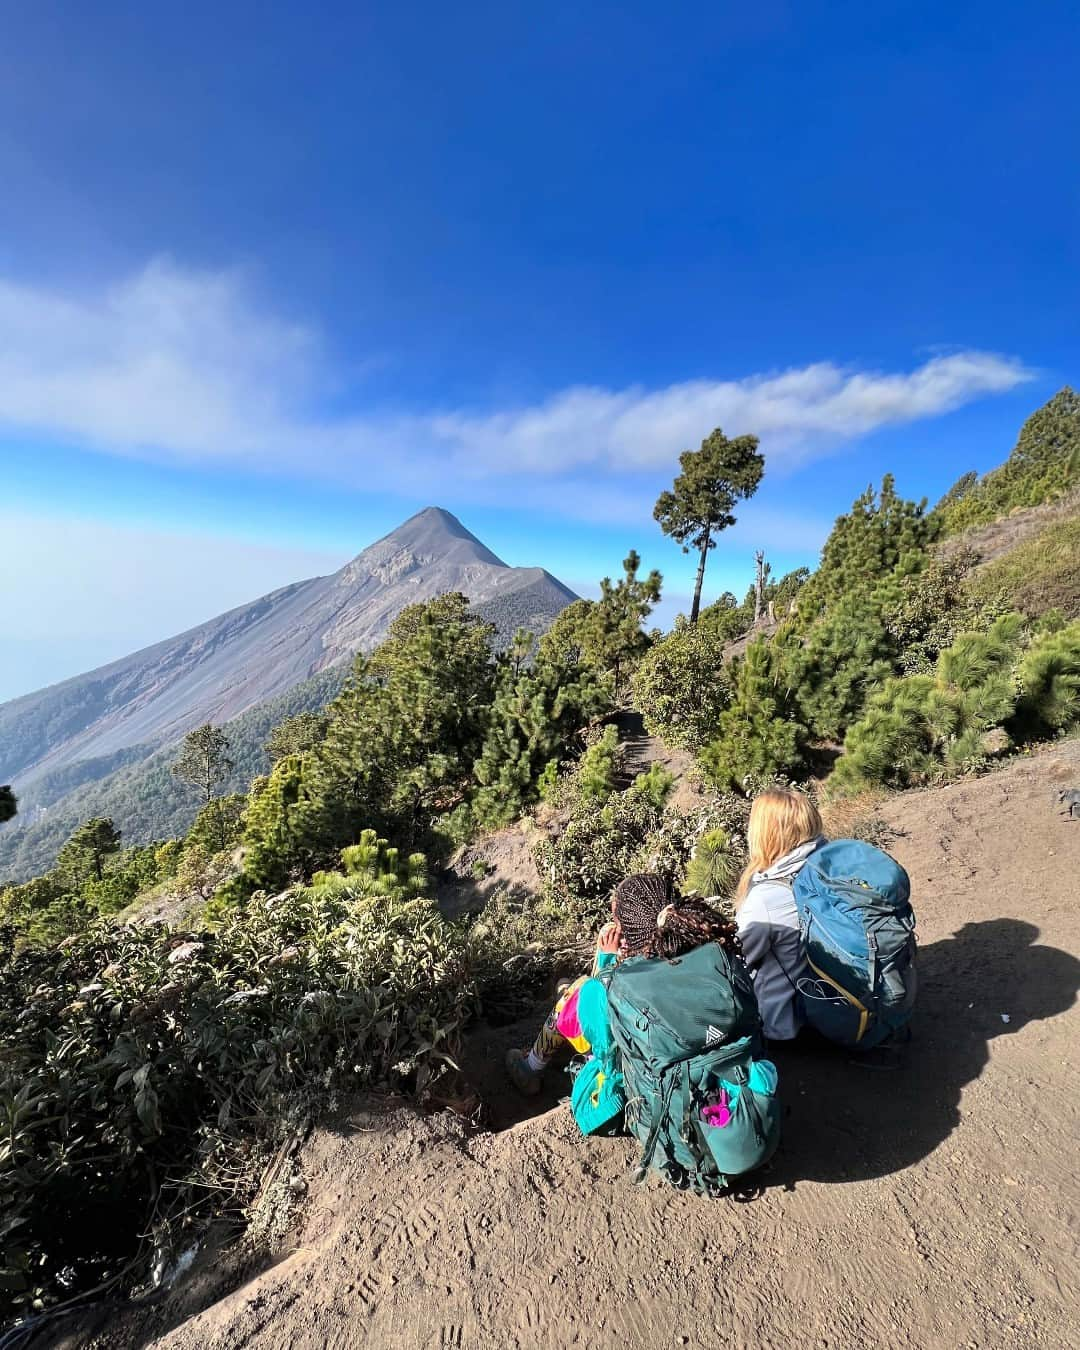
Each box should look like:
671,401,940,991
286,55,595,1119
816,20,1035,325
767,918,1079,1187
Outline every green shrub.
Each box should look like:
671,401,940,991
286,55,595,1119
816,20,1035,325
536,757,560,802
576,724,623,801
533,769,674,921
682,828,738,899
630,621,732,751
0,847,471,1318
1010,619,1080,739
628,797,749,907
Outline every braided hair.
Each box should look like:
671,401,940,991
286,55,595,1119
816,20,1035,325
612,873,742,963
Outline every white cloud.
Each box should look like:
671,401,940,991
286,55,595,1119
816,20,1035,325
0,259,1035,492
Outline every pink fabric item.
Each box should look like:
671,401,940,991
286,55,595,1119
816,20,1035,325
554,983,589,1052
701,1089,732,1128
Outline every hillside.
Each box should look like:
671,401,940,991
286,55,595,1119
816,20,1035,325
0,507,576,793
0,666,347,883
61,739,1080,1350
0,509,576,880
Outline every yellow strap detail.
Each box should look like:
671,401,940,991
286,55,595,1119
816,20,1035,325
806,956,870,1042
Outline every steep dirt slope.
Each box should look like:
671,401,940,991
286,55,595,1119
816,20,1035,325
72,740,1080,1350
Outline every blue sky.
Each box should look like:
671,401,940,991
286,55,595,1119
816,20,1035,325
1,1,1077,702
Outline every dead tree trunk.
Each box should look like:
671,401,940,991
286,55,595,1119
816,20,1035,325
754,550,766,624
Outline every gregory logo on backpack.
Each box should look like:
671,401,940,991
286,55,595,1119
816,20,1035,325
705,1025,725,1047
791,840,917,1050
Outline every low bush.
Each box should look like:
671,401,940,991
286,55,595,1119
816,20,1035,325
1010,619,1080,739
682,828,738,899
630,621,732,751
533,769,674,922
0,835,472,1320
830,614,1032,793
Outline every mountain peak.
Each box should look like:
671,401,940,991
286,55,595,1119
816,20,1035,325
355,506,506,570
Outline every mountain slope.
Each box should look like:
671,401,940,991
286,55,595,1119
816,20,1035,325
1,508,577,792
0,665,349,883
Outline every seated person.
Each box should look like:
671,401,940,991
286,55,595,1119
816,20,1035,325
505,875,749,1136
735,787,825,1041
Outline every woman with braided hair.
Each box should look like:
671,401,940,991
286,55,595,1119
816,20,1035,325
505,874,743,1108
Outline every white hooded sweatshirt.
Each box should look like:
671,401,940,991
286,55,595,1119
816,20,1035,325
737,836,824,1040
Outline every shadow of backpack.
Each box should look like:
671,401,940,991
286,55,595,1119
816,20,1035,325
601,942,780,1194
791,839,916,1050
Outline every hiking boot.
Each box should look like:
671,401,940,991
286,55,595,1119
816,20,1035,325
505,1048,543,1096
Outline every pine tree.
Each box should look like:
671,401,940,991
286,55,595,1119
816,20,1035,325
795,475,936,621
933,469,978,514
233,753,309,895
301,593,497,852
186,793,246,854
588,551,663,691
171,724,234,803
0,787,15,823
654,428,765,624
698,640,804,790
536,554,662,693
56,817,122,885
471,653,609,828
266,711,329,763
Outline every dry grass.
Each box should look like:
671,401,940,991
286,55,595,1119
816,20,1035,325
966,515,1080,619
817,786,895,847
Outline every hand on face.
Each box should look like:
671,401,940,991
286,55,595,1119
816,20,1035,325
596,921,622,955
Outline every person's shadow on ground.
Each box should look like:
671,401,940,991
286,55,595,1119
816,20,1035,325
766,918,1079,1186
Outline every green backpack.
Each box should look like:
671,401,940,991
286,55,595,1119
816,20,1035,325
602,942,781,1194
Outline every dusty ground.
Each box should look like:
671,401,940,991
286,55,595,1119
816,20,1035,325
66,740,1080,1350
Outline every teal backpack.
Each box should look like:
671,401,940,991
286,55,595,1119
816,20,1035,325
602,942,781,1194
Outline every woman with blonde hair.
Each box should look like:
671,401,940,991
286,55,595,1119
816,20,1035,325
735,787,825,1040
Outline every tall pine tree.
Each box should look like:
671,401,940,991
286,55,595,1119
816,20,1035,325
654,428,765,624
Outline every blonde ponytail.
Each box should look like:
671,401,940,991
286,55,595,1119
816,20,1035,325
736,788,823,902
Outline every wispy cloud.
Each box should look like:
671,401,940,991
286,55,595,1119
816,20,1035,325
0,259,1035,499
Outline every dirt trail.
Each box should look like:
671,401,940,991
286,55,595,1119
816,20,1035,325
78,742,1080,1350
